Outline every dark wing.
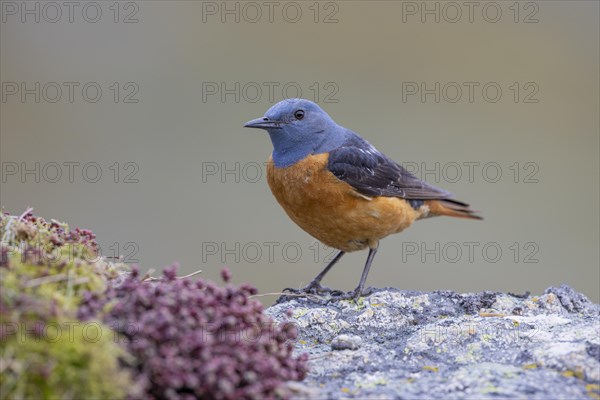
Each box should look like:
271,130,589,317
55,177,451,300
327,134,452,200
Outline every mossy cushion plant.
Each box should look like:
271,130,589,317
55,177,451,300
0,294,133,400
1,210,308,399
1,211,128,308
0,210,133,399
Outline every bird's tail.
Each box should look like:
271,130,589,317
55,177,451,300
425,199,482,220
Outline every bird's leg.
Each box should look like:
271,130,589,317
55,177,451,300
307,250,345,290
283,250,345,294
334,246,378,301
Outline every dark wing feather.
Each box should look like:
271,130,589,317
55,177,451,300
327,135,452,200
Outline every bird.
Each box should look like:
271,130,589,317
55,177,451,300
244,99,481,300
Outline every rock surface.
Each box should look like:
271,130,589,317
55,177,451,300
266,285,600,399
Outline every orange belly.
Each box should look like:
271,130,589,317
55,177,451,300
266,153,421,252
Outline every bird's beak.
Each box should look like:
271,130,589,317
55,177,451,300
243,117,284,130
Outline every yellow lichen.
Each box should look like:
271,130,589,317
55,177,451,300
522,363,538,369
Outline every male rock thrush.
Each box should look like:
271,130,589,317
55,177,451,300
244,99,481,300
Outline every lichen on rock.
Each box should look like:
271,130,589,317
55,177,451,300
267,286,600,399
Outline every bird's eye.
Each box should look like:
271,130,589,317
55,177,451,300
294,110,305,120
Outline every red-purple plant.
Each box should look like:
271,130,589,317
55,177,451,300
79,266,308,400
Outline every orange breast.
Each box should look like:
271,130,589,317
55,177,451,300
266,153,421,252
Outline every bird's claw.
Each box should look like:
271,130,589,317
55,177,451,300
327,289,361,302
283,281,332,295
279,285,375,304
276,282,333,304
326,286,375,302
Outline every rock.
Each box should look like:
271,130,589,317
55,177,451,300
267,286,600,399
331,334,363,351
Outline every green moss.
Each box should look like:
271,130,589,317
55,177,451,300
1,316,131,400
0,211,133,399
2,251,109,310
1,211,129,308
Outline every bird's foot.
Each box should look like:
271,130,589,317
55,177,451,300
328,289,361,301
327,286,376,302
277,284,376,304
276,281,333,303
282,281,332,296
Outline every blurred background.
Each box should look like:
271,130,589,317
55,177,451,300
1,1,598,304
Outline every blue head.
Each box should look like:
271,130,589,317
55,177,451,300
244,99,351,167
